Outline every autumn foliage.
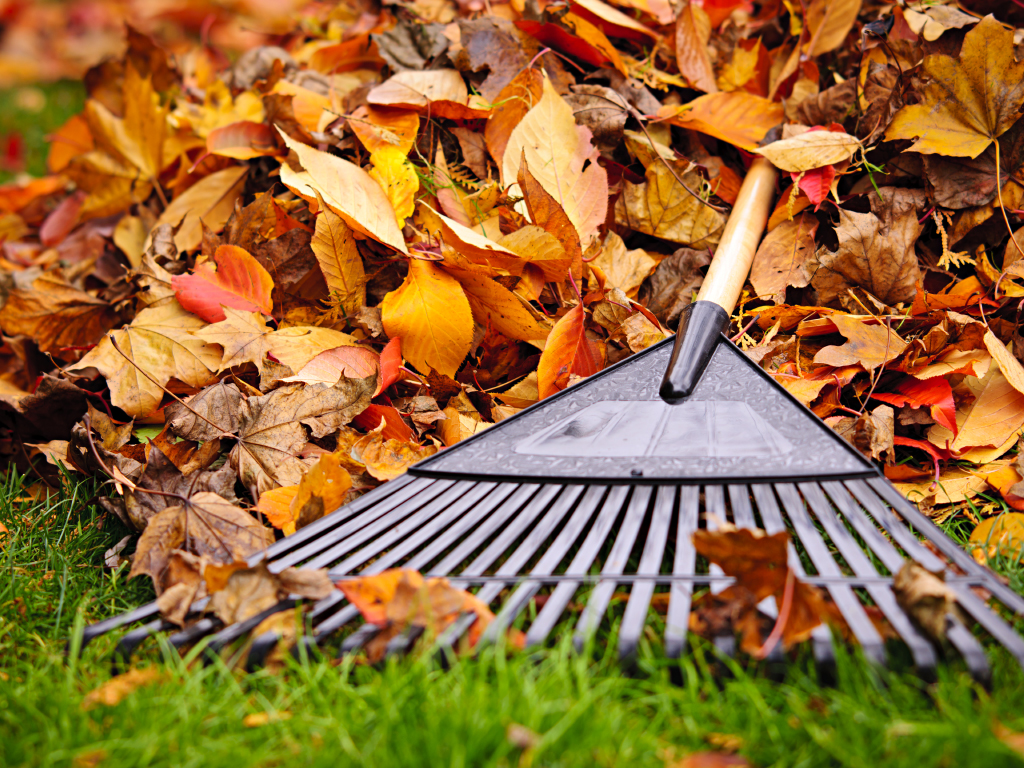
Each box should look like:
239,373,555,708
2,0,1024,641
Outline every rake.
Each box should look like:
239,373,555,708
76,158,1024,682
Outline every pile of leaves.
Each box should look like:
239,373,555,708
2,0,1024,646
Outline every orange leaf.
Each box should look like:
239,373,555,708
172,244,274,323
659,91,784,151
206,121,279,160
537,304,604,399
872,377,957,435
675,1,717,93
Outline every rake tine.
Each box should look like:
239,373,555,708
250,484,523,666
525,486,627,648
803,483,938,676
665,486,699,660
573,487,652,651
618,485,675,666
112,619,168,674
272,479,459,571
948,585,1024,672
944,614,991,684
478,485,607,648
866,478,1024,614
704,486,738,660
392,485,586,660
168,617,220,657
71,602,163,656
775,483,886,666
254,475,422,565
751,484,835,674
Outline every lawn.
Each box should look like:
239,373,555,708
2,471,1024,768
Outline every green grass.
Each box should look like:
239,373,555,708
1,472,1024,768
0,81,86,182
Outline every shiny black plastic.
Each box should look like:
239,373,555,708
659,300,729,402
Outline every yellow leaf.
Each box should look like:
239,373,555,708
984,330,1024,395
259,452,352,535
885,16,1024,158
928,362,1024,453
501,77,608,247
311,197,366,314
68,302,221,418
149,165,249,253
381,259,474,377
444,267,553,344
590,231,658,297
970,513,1024,563
266,326,361,373
243,711,293,728
753,130,862,172
278,130,409,254
368,146,418,225
805,0,862,58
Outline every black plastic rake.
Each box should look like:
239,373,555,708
74,158,1024,681
76,332,1024,681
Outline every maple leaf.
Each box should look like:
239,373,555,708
885,16,1024,159
230,379,374,494
0,271,120,355
172,244,274,323
67,302,221,418
749,213,819,305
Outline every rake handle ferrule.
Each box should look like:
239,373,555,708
660,157,778,402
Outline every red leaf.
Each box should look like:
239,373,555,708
377,337,402,396
872,377,957,435
537,304,603,399
172,244,274,323
206,121,280,160
516,20,617,70
39,190,85,246
353,403,415,442
792,164,835,206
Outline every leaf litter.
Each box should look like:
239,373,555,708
1,0,1024,673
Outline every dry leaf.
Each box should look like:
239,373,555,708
172,244,274,323
82,668,164,710
311,197,366,315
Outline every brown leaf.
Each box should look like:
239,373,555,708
813,315,908,371
165,380,243,442
892,561,958,642
827,404,895,462
208,561,333,625
129,491,273,594
639,247,712,327
812,207,922,307
0,271,120,355
749,213,818,304
149,166,249,254
230,379,374,494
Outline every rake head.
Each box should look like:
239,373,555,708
76,338,1024,681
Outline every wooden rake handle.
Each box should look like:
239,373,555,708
660,157,778,402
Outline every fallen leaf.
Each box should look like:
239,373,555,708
82,668,164,710
749,213,818,304
381,258,474,378
885,16,1024,158
264,450,352,534
368,146,418,226
243,711,293,728
812,206,923,306
230,379,373,493
753,129,861,173
282,345,379,386
872,377,957,435
502,77,608,247
0,271,120,355
149,165,248,253
311,196,366,315
67,302,221,418
279,131,408,254
892,561,958,642
350,428,438,481
208,561,333,625
813,315,908,371
675,1,717,93
172,244,274,323
660,91,784,151
927,363,1024,453
969,512,1024,563
348,105,419,155
537,304,604,398
129,491,273,589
